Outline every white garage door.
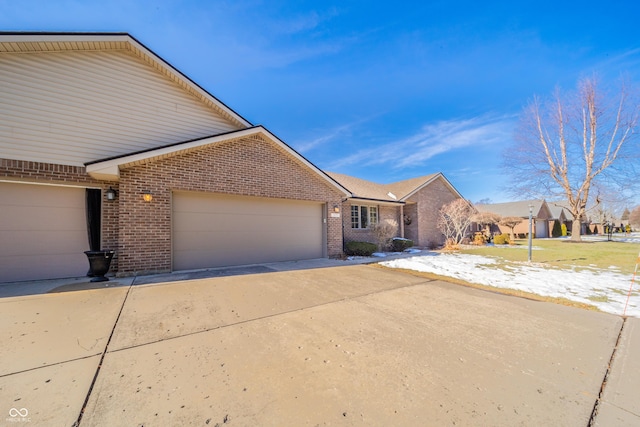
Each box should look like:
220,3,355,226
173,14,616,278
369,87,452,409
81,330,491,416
173,192,325,270
0,182,88,282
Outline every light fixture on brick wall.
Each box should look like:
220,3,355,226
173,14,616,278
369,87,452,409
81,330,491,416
142,191,153,202
105,187,117,201
333,204,340,213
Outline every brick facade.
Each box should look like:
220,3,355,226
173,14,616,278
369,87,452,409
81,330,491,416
339,177,461,249
404,178,459,247
342,202,401,247
1,134,345,277
116,134,344,275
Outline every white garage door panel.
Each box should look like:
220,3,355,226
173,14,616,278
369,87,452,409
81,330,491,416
173,192,323,270
0,183,88,282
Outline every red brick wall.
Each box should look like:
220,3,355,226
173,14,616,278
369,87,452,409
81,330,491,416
117,135,344,274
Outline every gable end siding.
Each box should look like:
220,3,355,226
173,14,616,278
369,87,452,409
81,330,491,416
0,49,241,166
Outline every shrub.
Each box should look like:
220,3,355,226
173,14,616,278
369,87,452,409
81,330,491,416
561,223,567,237
345,241,377,256
371,219,399,250
473,232,486,245
493,233,510,245
552,220,562,237
391,237,413,252
586,225,592,235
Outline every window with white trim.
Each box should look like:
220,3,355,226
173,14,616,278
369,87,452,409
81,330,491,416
351,205,378,229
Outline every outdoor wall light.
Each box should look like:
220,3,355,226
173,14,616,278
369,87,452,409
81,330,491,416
105,187,117,201
333,205,340,213
142,192,153,202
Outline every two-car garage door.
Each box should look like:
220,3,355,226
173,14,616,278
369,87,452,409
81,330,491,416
173,192,325,271
0,182,88,282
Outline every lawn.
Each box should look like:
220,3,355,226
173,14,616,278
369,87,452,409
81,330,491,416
379,234,640,317
460,237,640,275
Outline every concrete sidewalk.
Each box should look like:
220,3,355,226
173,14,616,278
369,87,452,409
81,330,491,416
1,264,638,426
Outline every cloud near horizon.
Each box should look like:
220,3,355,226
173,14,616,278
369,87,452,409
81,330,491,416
325,114,515,171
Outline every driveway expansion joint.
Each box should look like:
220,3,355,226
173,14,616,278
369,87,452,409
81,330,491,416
72,282,134,427
588,316,626,426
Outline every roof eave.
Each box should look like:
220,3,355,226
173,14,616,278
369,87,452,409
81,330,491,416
85,126,351,197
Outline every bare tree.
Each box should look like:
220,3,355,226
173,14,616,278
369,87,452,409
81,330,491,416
471,211,502,237
505,76,640,241
438,199,475,248
499,216,524,241
370,219,399,251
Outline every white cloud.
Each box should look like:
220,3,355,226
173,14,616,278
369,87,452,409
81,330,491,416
293,115,380,153
327,114,515,170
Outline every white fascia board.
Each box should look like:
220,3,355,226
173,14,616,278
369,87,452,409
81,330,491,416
86,128,262,180
86,126,351,198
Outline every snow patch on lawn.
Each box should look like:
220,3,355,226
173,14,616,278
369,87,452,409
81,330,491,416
381,252,639,318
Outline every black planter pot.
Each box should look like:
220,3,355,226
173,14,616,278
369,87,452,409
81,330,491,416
84,250,115,282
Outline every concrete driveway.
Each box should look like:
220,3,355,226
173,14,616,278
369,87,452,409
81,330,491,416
1,264,638,426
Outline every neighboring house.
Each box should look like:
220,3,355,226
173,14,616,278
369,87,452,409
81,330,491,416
0,32,350,283
475,199,552,238
326,172,464,248
546,202,571,234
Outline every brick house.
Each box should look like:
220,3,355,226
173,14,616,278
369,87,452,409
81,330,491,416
475,199,552,238
326,172,464,248
0,32,350,283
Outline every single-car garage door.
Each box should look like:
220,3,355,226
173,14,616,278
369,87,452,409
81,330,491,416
173,192,325,270
0,182,88,282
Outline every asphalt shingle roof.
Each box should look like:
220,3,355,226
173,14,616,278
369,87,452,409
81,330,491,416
325,172,440,202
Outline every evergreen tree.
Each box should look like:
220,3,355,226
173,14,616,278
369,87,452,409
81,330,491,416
552,220,562,237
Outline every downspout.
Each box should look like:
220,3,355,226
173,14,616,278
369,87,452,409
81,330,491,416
400,204,405,238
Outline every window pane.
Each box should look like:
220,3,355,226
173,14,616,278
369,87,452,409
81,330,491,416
370,207,378,225
361,206,368,229
351,206,359,228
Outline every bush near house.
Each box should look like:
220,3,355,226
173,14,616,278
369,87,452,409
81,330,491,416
561,223,568,236
345,241,378,256
552,220,562,237
391,238,414,252
493,233,510,245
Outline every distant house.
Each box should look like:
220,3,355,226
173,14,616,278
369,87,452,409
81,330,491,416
326,172,465,248
547,202,572,234
475,199,552,238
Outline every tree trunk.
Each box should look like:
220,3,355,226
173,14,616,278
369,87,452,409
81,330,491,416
571,218,582,241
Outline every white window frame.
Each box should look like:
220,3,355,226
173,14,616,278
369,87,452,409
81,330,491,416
351,205,378,229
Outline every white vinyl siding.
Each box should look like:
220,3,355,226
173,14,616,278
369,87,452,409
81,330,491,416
0,50,242,166
351,205,378,229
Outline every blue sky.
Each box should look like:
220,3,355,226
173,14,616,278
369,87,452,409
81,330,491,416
2,0,640,203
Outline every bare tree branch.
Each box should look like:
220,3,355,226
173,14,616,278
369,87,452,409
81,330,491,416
504,76,640,241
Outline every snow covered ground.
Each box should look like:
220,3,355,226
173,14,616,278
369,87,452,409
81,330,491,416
379,238,640,318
